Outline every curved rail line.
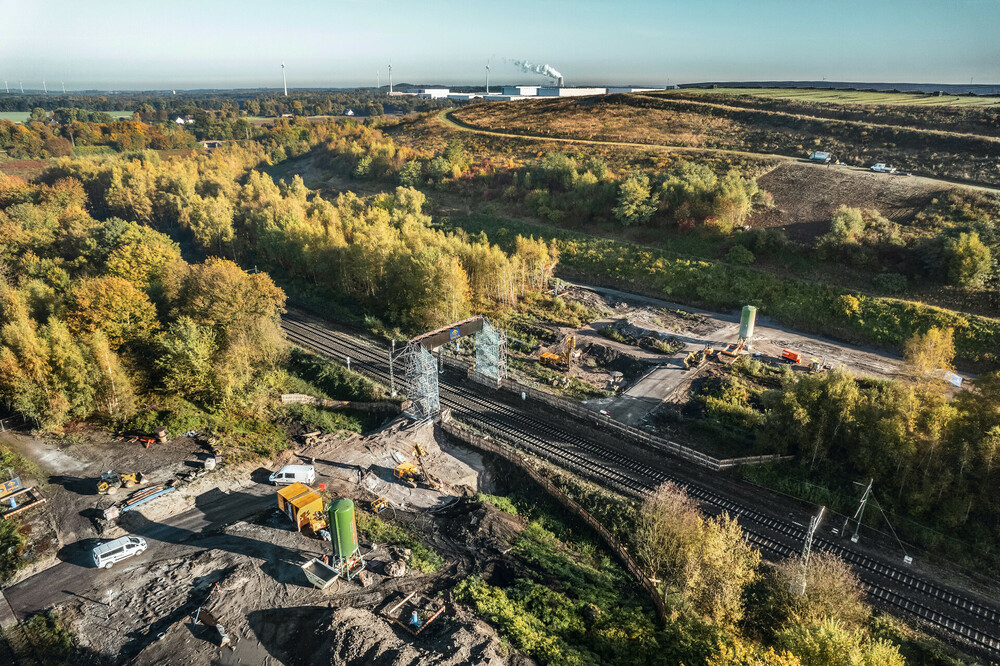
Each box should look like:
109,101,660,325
281,311,1000,656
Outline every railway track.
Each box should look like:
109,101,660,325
281,311,1000,657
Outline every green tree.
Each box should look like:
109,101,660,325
29,107,46,122
155,317,218,403
398,160,423,187
613,173,657,227
946,231,992,288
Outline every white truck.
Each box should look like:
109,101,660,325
870,163,897,173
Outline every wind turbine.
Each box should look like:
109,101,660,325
485,64,490,94
61,81,66,94
388,64,392,94
281,62,287,97
3,81,7,94
377,70,380,90
19,81,24,94
42,80,47,94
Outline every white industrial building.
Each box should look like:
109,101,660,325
502,85,540,96
537,87,608,97
401,83,667,103
417,88,451,99
606,86,661,94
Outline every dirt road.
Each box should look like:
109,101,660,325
569,281,970,426
2,485,274,621
439,109,1000,194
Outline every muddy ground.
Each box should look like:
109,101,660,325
750,161,947,242
549,283,958,428
3,420,539,665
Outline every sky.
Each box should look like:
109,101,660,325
2,0,998,90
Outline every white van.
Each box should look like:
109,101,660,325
269,464,316,486
92,536,147,569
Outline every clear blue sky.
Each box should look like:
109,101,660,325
2,0,997,90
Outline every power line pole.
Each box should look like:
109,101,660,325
792,506,825,596
389,340,396,396
842,478,873,543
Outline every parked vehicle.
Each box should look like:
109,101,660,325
781,349,802,364
92,536,147,569
268,464,316,486
870,163,897,173
808,151,832,164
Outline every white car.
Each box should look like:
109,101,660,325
268,464,316,486
92,536,147,569
870,163,897,173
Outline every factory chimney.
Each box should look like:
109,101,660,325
557,76,564,88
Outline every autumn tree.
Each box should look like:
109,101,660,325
65,276,158,349
636,482,760,627
903,326,955,379
946,231,992,288
769,552,870,631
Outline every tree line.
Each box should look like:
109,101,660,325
0,174,286,430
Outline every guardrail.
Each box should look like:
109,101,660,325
440,419,668,624
440,354,791,471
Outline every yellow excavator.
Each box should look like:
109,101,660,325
392,444,440,490
97,470,145,495
539,335,577,370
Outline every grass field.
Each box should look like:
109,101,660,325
680,87,1000,107
0,110,134,123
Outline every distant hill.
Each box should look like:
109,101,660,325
685,80,1000,95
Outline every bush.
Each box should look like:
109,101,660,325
872,272,908,294
0,518,27,582
356,513,443,572
474,493,520,515
22,610,79,664
726,245,756,265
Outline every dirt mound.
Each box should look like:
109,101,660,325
443,500,526,553
751,162,945,241
276,606,507,666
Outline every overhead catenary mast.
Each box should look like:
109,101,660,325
281,62,287,97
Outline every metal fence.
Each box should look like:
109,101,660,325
440,354,791,471
440,419,668,624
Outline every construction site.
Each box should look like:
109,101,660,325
0,302,997,665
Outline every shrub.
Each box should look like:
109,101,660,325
356,513,443,572
946,231,992,287
726,245,756,265
872,272,908,294
0,518,27,582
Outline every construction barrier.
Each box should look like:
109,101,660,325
440,420,668,625
439,354,791,471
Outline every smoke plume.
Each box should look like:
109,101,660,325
511,59,563,81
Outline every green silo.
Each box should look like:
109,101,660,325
739,305,757,341
327,498,358,559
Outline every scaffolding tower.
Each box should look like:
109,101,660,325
403,343,440,420
473,318,507,386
